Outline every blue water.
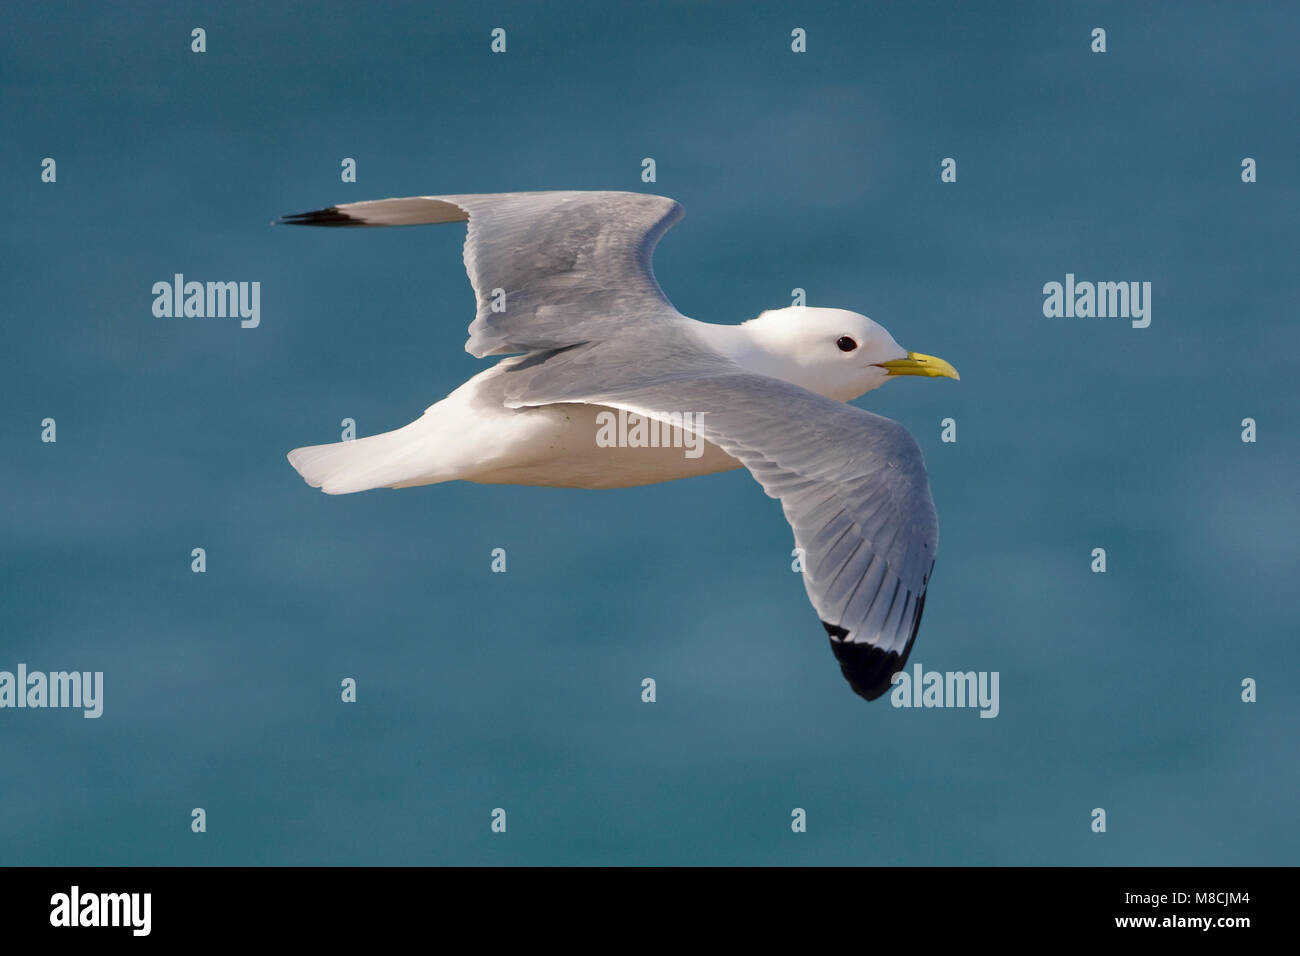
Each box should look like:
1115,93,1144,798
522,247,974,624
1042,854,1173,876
2,1,1297,865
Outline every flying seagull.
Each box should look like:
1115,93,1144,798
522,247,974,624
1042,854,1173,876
281,191,959,701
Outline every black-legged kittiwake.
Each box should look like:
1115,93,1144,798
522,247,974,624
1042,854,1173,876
281,191,959,701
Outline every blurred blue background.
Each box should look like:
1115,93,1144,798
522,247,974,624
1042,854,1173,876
2,0,1297,865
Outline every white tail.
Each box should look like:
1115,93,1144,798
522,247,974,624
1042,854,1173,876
287,423,434,495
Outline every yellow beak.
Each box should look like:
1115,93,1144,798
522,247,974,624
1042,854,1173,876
875,351,960,381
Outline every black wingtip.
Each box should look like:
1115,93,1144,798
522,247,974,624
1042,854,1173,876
823,591,926,702
278,206,370,227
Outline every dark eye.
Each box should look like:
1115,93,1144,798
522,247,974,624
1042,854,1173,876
836,336,858,352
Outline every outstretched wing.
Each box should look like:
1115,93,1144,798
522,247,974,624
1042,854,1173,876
502,352,940,701
281,191,686,357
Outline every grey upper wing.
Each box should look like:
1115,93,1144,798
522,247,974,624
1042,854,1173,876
280,191,686,357
501,349,940,701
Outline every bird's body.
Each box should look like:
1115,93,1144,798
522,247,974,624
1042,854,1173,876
282,190,959,700
290,355,743,494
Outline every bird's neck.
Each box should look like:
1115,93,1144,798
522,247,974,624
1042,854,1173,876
691,320,863,402
693,320,796,378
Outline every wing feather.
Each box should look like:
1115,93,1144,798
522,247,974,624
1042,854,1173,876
501,358,941,701
282,191,685,357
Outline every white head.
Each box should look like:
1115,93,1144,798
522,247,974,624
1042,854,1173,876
733,306,959,402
